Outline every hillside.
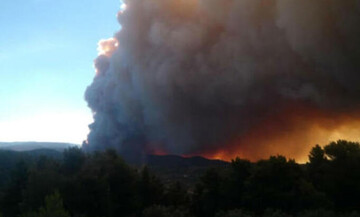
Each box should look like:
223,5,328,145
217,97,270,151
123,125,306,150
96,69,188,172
0,146,228,188
146,154,229,186
0,142,76,151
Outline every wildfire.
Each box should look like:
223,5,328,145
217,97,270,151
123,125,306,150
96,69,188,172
85,0,360,164
200,104,360,163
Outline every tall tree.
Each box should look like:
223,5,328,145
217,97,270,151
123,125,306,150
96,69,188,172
323,140,360,210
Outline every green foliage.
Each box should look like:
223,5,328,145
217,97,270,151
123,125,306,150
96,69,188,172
309,145,327,165
215,209,252,217
63,149,139,217
163,181,188,207
142,205,170,217
37,191,70,217
192,168,225,217
1,160,29,217
297,209,336,217
142,205,193,217
308,140,360,210
244,156,324,213
0,140,360,217
22,157,64,212
138,166,164,208
346,211,360,217
62,147,85,174
324,140,360,161
20,191,70,217
263,209,292,217
307,145,328,190
225,158,252,207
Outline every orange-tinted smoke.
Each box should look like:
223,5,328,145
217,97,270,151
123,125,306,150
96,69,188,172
94,38,118,76
84,0,360,164
197,103,360,163
97,38,118,57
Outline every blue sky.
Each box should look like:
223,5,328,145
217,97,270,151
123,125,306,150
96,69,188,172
0,0,120,144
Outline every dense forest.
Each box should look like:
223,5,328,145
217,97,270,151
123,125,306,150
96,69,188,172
1,140,360,217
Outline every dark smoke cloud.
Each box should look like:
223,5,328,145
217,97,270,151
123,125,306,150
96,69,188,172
83,0,360,161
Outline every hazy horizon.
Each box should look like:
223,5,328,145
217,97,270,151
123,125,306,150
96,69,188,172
0,0,121,144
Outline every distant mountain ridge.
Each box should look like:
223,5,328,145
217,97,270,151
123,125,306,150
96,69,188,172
0,142,229,172
0,145,228,186
0,142,228,166
0,142,76,151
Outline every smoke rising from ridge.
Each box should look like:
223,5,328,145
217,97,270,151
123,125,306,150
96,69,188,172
84,0,360,162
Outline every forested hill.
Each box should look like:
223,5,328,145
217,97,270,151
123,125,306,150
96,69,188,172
0,148,63,187
0,148,227,172
1,140,360,217
147,154,228,168
146,154,229,186
0,148,228,190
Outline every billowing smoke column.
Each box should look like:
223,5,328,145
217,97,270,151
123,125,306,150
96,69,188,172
84,0,360,162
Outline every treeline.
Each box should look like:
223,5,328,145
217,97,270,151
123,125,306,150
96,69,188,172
1,140,360,217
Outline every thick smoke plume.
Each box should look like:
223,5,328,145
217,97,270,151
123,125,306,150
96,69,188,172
84,0,360,162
